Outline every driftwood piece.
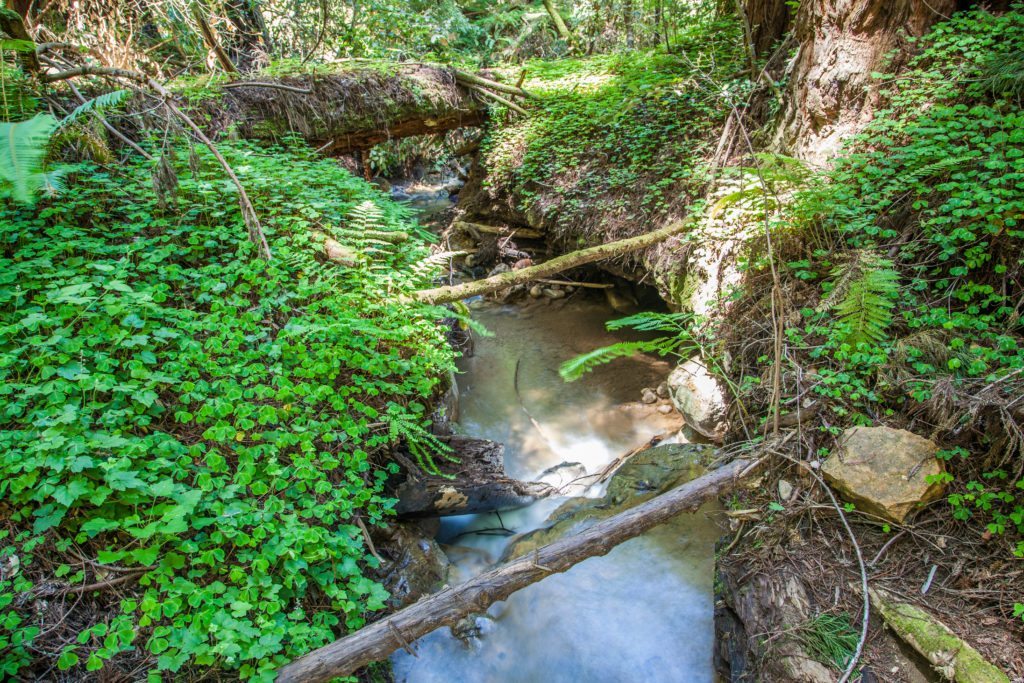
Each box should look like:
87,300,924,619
394,436,552,517
415,218,694,304
275,457,754,682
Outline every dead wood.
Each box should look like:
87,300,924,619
453,220,543,240
276,457,754,682
416,218,694,304
394,436,553,517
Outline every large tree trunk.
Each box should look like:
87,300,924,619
771,0,955,163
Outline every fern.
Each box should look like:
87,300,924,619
559,338,679,382
59,89,130,128
827,255,900,346
0,113,60,205
560,311,699,381
981,48,1024,98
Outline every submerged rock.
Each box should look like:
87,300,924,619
503,443,714,560
822,426,945,523
376,522,451,611
667,357,729,442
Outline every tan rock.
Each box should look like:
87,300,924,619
822,426,945,523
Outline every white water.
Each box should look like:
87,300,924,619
392,300,722,683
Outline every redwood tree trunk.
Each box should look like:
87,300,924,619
770,0,955,163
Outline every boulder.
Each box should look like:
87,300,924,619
667,357,728,442
822,426,945,524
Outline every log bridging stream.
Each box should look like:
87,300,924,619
276,457,755,682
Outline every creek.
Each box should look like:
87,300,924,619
389,181,721,683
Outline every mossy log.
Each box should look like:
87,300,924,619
871,589,1009,683
186,64,488,154
275,457,754,682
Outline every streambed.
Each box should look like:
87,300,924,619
391,300,722,683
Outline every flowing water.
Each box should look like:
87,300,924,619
391,299,723,683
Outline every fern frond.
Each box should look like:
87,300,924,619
824,253,900,346
59,89,130,127
559,338,676,382
605,311,693,333
0,113,59,205
981,49,1024,98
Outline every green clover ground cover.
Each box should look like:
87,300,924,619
0,140,454,679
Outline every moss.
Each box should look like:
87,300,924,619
872,590,1009,683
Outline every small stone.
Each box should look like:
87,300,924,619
542,287,566,299
529,284,543,298
641,388,658,404
488,262,511,277
656,382,670,399
778,479,794,501
512,258,533,270
657,404,674,414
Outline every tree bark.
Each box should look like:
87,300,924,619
414,218,693,305
192,5,238,73
276,457,754,682
542,0,573,41
770,0,954,163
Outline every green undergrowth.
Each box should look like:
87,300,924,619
746,6,1024,588
478,18,747,245
0,139,455,679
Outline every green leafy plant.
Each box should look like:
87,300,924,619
0,113,66,204
799,612,859,670
559,311,699,381
0,138,455,679
826,254,900,346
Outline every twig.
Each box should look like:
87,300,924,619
301,0,329,65
868,529,907,567
355,517,384,564
920,564,938,595
777,452,869,683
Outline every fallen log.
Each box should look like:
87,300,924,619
467,84,529,116
453,220,544,240
394,436,553,517
454,69,535,99
275,457,755,682
415,217,694,305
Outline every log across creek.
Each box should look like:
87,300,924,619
275,457,756,682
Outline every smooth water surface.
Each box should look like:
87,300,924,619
392,300,721,683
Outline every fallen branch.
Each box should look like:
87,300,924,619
454,220,543,240
275,457,755,682
67,80,153,161
466,84,529,116
454,69,535,99
221,80,313,94
415,218,693,304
